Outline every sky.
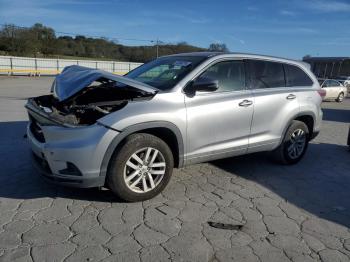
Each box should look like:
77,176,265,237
0,0,349,59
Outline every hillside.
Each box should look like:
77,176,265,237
0,23,213,63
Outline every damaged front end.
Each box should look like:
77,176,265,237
26,65,157,127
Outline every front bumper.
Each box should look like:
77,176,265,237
31,152,105,187
27,122,119,188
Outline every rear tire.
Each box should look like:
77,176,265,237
336,92,344,102
272,120,309,165
107,133,174,202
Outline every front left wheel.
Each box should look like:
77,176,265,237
107,133,174,202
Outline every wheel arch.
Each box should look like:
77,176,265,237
99,121,184,182
279,112,316,145
294,114,314,139
337,92,344,101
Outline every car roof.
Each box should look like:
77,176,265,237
162,52,302,64
161,51,224,58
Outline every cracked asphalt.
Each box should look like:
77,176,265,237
0,77,350,262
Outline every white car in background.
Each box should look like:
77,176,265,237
337,76,350,87
342,77,350,96
319,79,348,102
344,77,350,87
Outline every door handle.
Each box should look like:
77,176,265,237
286,94,296,100
239,99,253,107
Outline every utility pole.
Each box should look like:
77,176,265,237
156,38,159,58
10,25,15,54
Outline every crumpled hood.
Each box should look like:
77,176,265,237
52,65,157,101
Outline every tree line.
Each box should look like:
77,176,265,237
0,23,229,63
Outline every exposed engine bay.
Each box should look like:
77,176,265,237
30,79,154,126
26,65,157,126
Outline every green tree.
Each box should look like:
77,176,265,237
208,43,229,52
0,23,207,62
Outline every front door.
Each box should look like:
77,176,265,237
184,59,254,164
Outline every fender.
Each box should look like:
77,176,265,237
278,111,316,146
99,121,185,181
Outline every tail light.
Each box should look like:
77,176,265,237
317,89,326,98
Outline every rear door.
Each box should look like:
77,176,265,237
246,59,300,153
284,63,320,132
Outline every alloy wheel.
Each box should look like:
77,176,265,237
123,147,166,193
287,129,306,159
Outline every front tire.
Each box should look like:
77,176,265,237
107,133,174,202
336,92,344,102
272,120,309,165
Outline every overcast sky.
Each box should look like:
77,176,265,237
0,0,349,59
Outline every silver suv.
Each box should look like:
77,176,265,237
26,52,323,201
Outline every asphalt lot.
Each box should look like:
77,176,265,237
0,76,349,262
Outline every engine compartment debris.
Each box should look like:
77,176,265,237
26,65,157,126
31,79,154,125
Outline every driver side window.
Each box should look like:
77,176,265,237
199,60,246,92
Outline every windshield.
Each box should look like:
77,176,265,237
126,56,206,90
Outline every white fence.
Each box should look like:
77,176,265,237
0,56,143,76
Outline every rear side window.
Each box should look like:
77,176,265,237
248,60,285,89
284,64,313,87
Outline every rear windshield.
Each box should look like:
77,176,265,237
126,56,206,90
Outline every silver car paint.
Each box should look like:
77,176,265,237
28,123,118,178
185,89,254,163
27,53,322,187
99,54,321,162
248,87,299,152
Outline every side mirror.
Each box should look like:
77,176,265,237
186,77,219,94
193,77,219,92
